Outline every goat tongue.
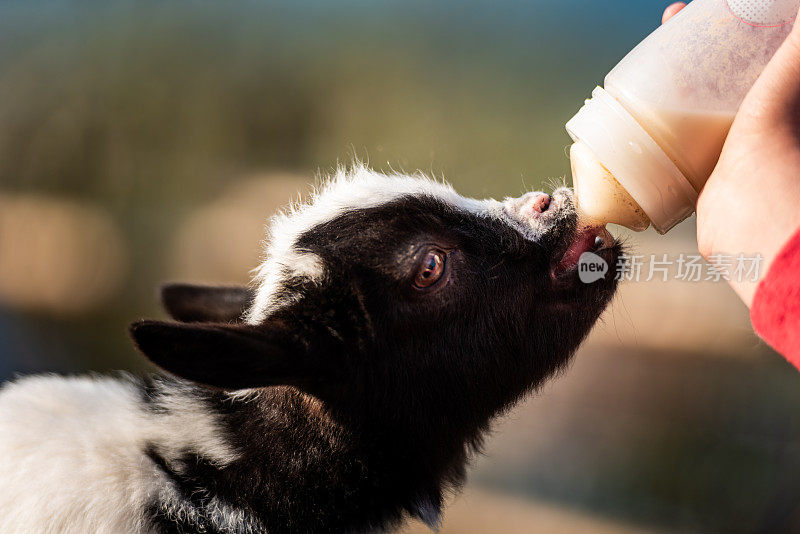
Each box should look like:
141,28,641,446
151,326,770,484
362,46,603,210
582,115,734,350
557,225,610,271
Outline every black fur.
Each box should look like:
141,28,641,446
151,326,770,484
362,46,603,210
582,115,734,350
131,192,621,533
160,284,254,323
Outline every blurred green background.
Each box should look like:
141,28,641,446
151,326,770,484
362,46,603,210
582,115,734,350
2,1,800,532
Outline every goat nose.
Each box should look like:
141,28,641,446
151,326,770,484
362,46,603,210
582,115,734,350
521,192,551,216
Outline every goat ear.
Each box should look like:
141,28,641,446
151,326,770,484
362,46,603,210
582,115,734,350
160,283,254,323
129,320,315,390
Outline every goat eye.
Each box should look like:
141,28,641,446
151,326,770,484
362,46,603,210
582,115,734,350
414,250,446,288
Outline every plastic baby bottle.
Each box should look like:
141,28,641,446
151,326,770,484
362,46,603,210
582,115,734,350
566,0,799,233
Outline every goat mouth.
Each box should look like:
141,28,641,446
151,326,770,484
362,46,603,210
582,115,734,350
552,225,615,276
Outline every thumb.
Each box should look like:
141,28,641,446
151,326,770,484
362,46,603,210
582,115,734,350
740,7,800,128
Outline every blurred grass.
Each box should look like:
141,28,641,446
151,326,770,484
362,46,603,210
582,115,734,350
400,486,662,534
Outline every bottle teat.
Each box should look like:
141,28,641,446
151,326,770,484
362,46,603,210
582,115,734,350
570,141,650,232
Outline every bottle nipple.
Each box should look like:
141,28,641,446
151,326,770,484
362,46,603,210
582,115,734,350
570,142,650,232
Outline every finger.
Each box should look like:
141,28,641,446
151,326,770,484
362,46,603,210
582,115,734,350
662,2,687,25
741,5,800,125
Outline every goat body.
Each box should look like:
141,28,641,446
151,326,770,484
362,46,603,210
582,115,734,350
0,166,620,533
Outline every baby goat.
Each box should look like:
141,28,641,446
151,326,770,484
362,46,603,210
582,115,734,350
0,165,620,533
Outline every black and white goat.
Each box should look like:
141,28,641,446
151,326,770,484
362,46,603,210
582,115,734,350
0,165,620,533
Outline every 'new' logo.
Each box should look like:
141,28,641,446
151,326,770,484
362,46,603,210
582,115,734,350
578,252,608,283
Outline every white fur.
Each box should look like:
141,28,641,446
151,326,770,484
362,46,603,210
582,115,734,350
0,375,236,533
246,164,507,323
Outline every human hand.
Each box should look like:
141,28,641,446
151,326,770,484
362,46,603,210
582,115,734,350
664,2,800,307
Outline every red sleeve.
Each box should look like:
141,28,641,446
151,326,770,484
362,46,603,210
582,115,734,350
751,226,800,369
